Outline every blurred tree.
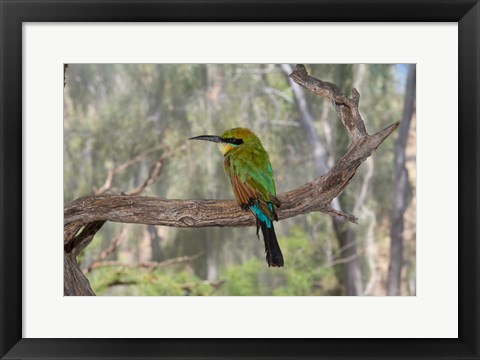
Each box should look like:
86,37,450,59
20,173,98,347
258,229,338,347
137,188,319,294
388,64,416,295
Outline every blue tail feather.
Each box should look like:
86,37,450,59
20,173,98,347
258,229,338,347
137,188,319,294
250,203,283,267
250,204,272,228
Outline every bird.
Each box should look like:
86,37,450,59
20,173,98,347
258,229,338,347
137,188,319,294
189,127,284,267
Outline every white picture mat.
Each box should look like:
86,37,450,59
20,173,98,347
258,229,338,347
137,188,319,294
23,23,458,338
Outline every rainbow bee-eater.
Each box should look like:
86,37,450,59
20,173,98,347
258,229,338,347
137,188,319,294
189,127,284,267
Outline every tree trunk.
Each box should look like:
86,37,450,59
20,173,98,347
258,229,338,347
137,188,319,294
387,64,416,295
332,218,363,294
148,225,162,260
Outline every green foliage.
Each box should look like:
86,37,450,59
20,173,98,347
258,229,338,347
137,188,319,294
218,226,340,296
221,259,264,295
87,266,216,296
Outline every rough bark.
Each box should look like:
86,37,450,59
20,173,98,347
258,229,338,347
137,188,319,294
64,64,399,295
387,64,416,295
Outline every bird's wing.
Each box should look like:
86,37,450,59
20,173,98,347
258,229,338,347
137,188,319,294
241,154,276,195
230,174,277,221
226,155,278,221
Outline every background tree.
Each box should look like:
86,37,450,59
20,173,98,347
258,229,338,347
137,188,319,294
388,64,416,295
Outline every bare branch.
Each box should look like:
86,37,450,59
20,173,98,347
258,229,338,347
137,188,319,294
85,252,204,273
126,144,187,195
322,206,358,224
180,280,224,290
289,64,369,143
82,227,129,274
94,144,166,194
328,252,360,267
102,273,223,293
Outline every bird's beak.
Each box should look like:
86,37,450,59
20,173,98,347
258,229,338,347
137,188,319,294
188,135,223,143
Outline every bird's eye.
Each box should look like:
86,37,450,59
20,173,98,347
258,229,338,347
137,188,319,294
223,137,243,145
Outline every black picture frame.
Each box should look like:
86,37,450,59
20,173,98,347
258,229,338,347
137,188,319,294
1,1,479,359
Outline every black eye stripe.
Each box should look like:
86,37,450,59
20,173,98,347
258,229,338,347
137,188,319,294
222,137,243,145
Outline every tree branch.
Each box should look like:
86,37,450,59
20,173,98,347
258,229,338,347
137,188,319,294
289,64,369,143
94,144,166,194
82,227,129,274
126,144,187,195
85,252,204,273
180,280,224,291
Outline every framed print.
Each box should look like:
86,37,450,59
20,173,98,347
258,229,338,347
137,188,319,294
1,0,479,359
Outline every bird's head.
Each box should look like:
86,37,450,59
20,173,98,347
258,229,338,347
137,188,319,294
189,127,257,156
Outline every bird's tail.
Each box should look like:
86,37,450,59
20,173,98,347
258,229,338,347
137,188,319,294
258,220,284,267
